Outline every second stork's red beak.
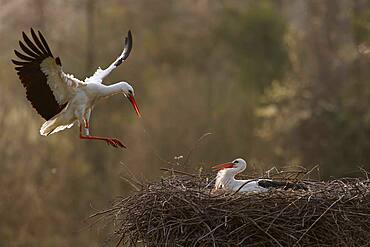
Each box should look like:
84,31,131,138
128,95,141,118
212,162,235,172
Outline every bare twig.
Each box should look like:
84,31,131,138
293,195,344,246
183,132,213,167
160,168,197,178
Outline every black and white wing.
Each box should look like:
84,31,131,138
12,28,83,120
86,30,132,84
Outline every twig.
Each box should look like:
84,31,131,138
119,161,144,187
302,165,320,180
246,216,284,247
293,195,344,246
160,168,197,178
183,132,213,167
120,176,141,191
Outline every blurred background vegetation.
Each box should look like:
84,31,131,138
1,0,370,246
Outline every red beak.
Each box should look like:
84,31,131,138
212,162,235,172
128,95,141,118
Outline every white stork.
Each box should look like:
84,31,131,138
212,158,306,192
12,28,141,148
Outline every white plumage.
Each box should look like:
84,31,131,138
40,57,82,105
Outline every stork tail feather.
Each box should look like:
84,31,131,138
40,118,74,136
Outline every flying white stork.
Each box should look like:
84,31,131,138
12,28,141,148
212,158,306,192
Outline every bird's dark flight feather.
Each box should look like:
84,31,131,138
14,49,34,61
22,32,43,56
114,30,132,66
37,30,53,56
31,29,49,55
258,180,307,190
12,28,66,120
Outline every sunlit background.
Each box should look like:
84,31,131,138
1,0,370,246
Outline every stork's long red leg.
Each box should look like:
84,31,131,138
84,119,89,129
79,126,126,148
83,112,89,129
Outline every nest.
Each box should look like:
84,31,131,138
92,172,370,247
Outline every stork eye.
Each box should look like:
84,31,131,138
128,90,133,94
234,160,239,164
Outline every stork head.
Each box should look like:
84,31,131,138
212,158,247,174
120,82,141,118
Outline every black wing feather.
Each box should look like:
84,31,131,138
31,28,49,54
13,29,65,120
114,30,132,66
257,180,307,190
37,30,53,56
14,49,34,61
122,30,133,60
11,59,30,66
22,32,44,56
19,41,40,58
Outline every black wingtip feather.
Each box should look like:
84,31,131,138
37,30,53,57
22,31,43,56
55,57,62,66
122,30,133,60
257,180,308,190
14,49,34,61
114,30,133,66
19,40,40,58
12,59,29,66
30,28,49,55
32,29,47,53
127,30,132,48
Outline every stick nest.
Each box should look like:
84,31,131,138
92,173,370,247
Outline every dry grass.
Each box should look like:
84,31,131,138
90,170,370,247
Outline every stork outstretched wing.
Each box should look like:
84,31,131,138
86,30,132,84
12,28,83,120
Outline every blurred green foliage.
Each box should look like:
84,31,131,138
353,9,370,45
220,2,289,91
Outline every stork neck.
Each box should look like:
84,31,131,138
215,170,238,189
99,83,124,97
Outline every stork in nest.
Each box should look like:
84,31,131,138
213,158,307,192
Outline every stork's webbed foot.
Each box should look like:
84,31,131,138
105,137,126,149
79,126,127,149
